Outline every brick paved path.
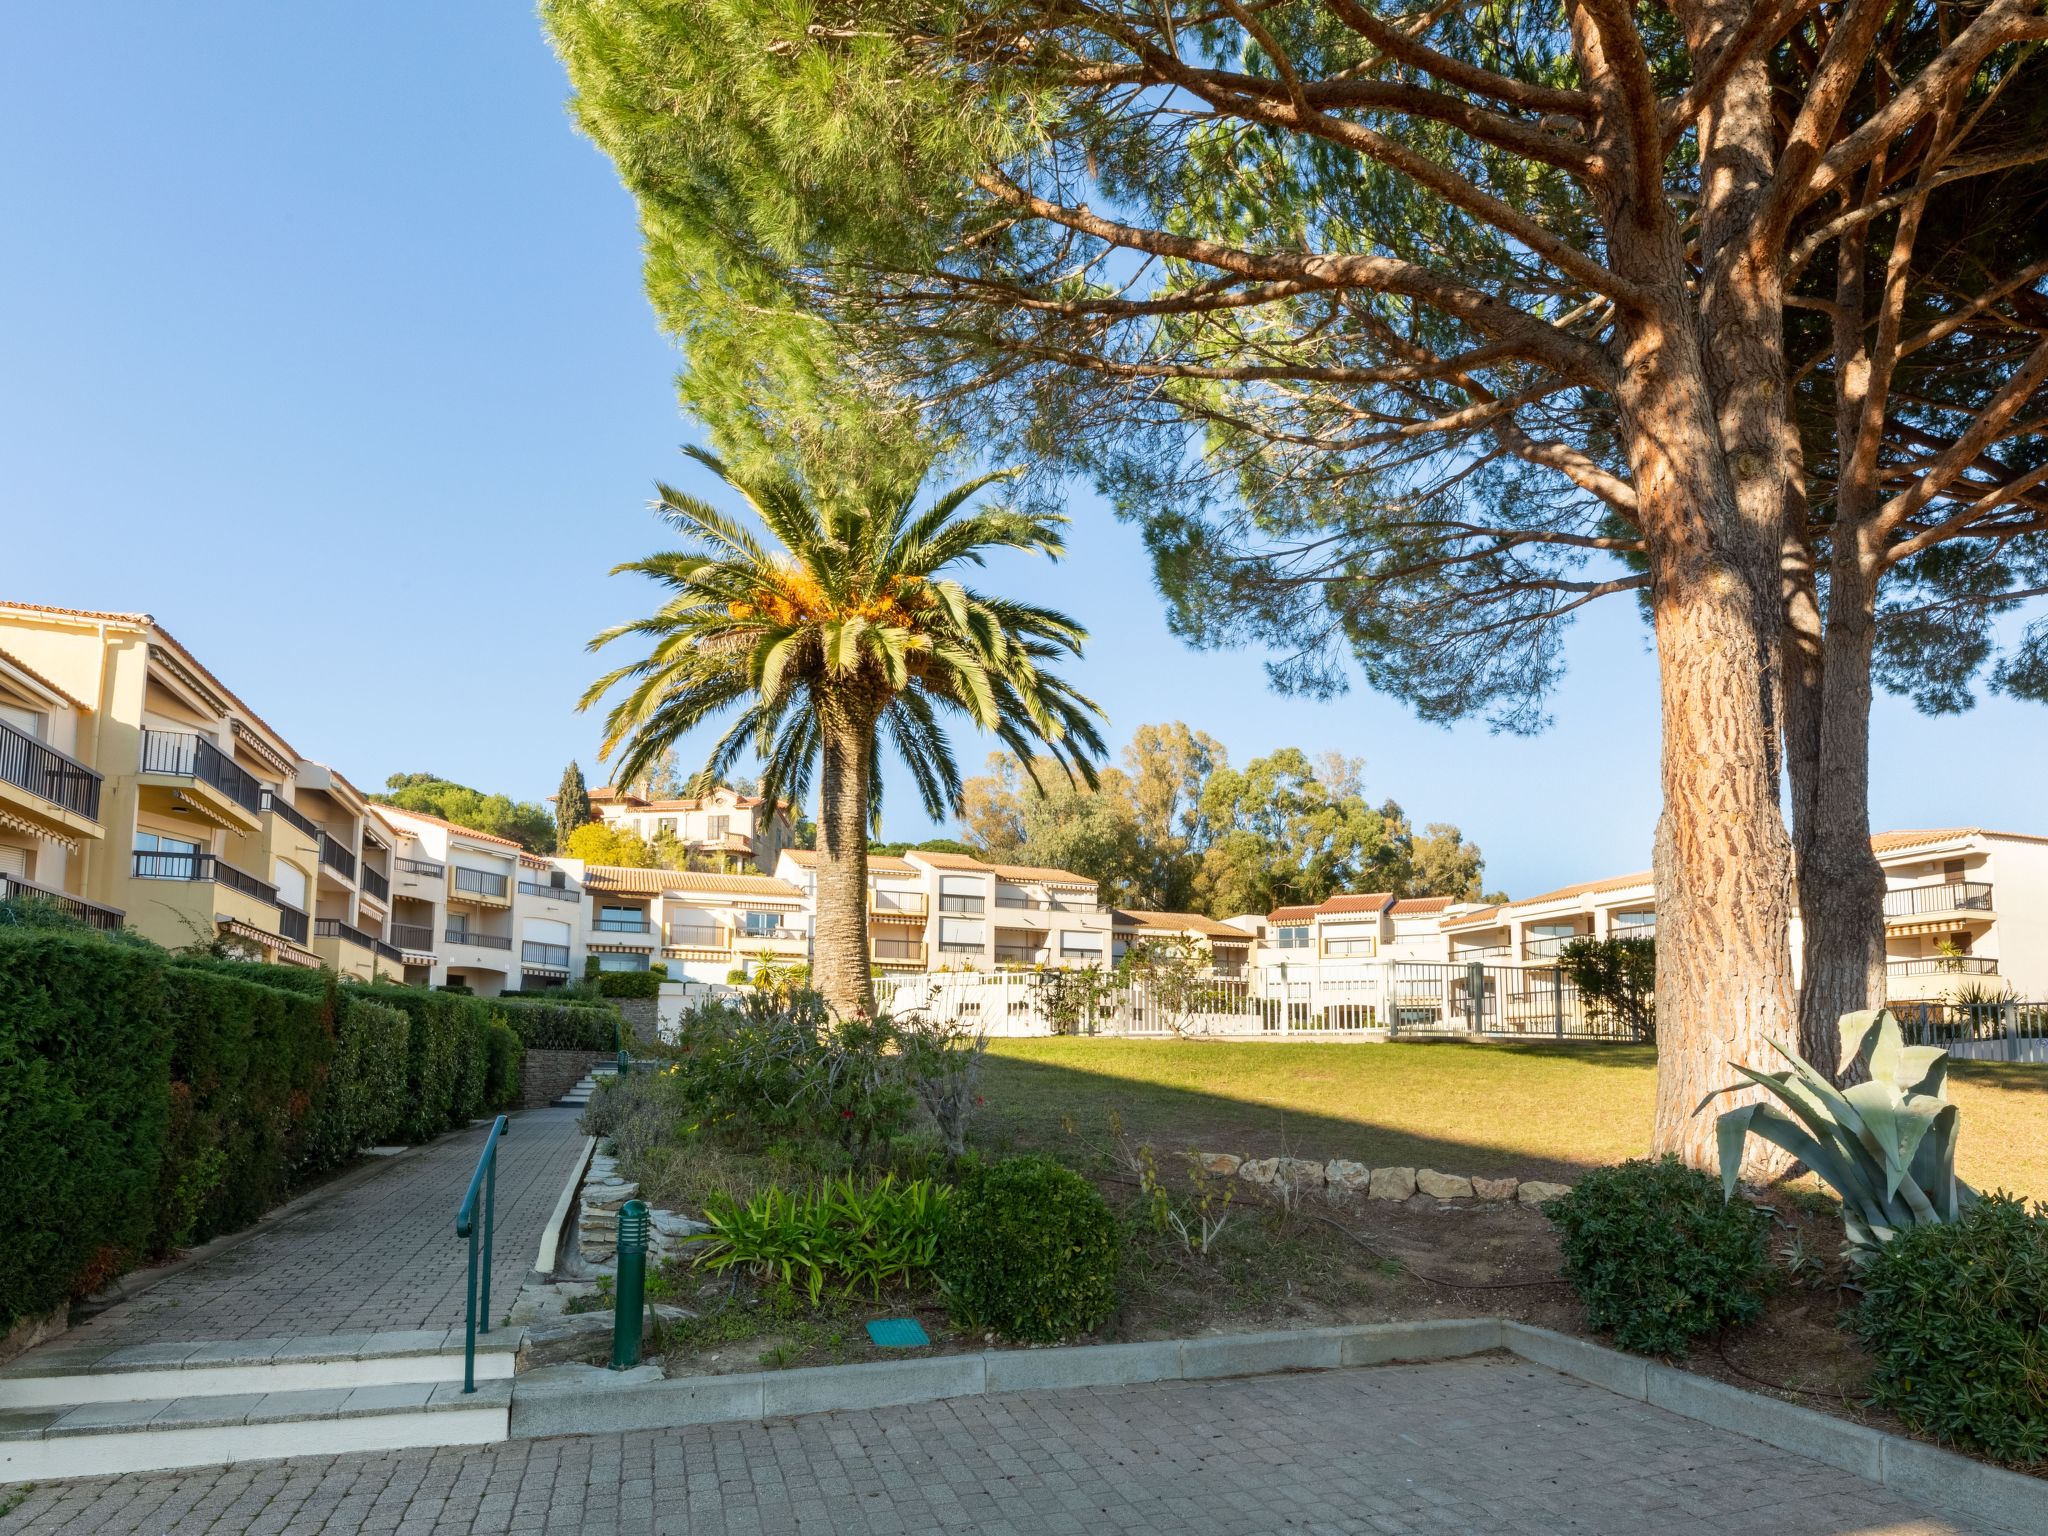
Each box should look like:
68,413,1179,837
49,1108,587,1350
0,1357,1998,1535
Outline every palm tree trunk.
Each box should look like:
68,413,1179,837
814,694,876,1016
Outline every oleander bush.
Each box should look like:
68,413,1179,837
0,927,531,1333
939,1156,1120,1342
1851,1194,2048,1465
1546,1156,1772,1355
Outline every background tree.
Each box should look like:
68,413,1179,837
556,761,592,843
562,820,659,868
581,443,1106,1015
544,0,2048,1162
1558,936,1658,1043
374,772,556,852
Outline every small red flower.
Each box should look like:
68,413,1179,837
974,1096,986,1106
840,1108,854,1119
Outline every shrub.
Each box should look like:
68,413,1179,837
1557,936,1655,1041
0,929,171,1332
316,994,411,1164
687,1175,949,1302
484,1018,525,1110
1545,1156,1771,1355
593,970,662,999
939,1156,1120,1342
1851,1194,2048,1465
496,996,619,1051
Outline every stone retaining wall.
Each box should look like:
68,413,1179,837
1200,1151,1570,1206
521,1049,613,1109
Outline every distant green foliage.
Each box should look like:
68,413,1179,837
687,1175,949,1302
1546,1157,1771,1356
1852,1195,2048,1465
374,771,556,853
556,760,593,842
939,1156,1120,1342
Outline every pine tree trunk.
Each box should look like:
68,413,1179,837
813,695,876,1017
1792,551,1887,1071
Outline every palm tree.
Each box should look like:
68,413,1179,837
581,449,1107,1015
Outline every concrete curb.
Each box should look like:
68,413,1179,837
508,1317,2044,1533
531,1136,596,1281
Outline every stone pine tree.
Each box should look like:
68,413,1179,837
556,761,592,847
579,446,1106,1016
545,0,2048,1164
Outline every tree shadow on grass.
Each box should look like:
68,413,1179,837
1949,1060,2048,1096
974,1039,1661,1183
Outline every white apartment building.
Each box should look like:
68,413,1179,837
587,783,794,873
773,848,1118,973
1109,908,1256,974
581,864,811,985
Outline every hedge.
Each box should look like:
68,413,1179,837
0,930,529,1334
495,997,620,1051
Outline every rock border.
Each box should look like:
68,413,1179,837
1201,1151,1570,1206
507,1320,2045,1536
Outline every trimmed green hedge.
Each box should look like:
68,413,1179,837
496,997,619,1051
0,931,529,1333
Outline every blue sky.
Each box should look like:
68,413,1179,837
4,4,2042,900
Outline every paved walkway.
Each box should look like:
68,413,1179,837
44,1109,587,1351
0,1357,1996,1535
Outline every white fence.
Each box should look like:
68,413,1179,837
874,963,1641,1041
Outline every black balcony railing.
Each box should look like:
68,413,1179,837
259,788,320,839
397,857,446,879
360,865,389,901
314,916,374,949
938,893,986,914
1882,881,1994,919
277,905,309,945
0,719,102,821
0,872,124,930
391,922,435,951
318,835,357,882
593,912,652,933
374,939,403,963
521,940,571,969
452,866,509,899
518,879,581,902
446,928,513,950
1888,956,1999,977
138,730,262,813
132,849,278,904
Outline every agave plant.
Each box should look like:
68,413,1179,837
1712,1008,1974,1262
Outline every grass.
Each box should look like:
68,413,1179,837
976,1039,2047,1197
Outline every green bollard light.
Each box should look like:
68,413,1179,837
611,1198,649,1370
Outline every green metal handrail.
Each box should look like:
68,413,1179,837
454,1114,511,1394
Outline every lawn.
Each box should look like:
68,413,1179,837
976,1038,2048,1197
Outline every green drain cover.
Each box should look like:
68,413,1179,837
865,1318,930,1349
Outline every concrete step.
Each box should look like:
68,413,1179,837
0,1377,510,1481
0,1328,522,1409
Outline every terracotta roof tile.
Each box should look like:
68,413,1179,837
581,865,805,898
1111,909,1251,941
1269,904,1317,923
781,849,919,873
905,849,991,871
373,804,527,852
1317,892,1392,915
988,862,1097,888
1390,896,1455,916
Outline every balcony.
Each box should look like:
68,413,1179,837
518,878,581,902
869,889,928,921
0,719,103,839
391,921,436,953
396,856,446,880
132,849,278,904
1520,933,1584,960
359,865,389,902
872,937,926,968
374,938,403,964
1888,956,1997,977
733,925,808,955
1883,881,1993,922
0,872,123,931
994,945,1051,967
445,928,512,950
592,911,655,947
665,924,728,953
313,916,375,950
450,865,511,906
318,835,357,884
137,730,262,832
277,905,309,946
521,940,571,970
259,788,321,841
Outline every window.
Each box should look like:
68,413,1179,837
708,815,729,840
0,701,45,741
1612,911,1654,931
135,830,200,878
0,845,30,879
522,917,572,945
273,860,308,912
657,817,678,836
1323,929,1375,958
668,917,721,948
452,866,508,898
938,917,985,951
741,909,782,937
1273,925,1311,950
596,951,650,972
1059,931,1105,957
939,874,985,914
595,903,649,932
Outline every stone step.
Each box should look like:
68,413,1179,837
0,1377,510,1481
0,1329,523,1409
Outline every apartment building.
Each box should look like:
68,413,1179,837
587,782,794,873
580,864,810,984
773,848,1118,973
1108,908,1256,974
0,603,405,979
